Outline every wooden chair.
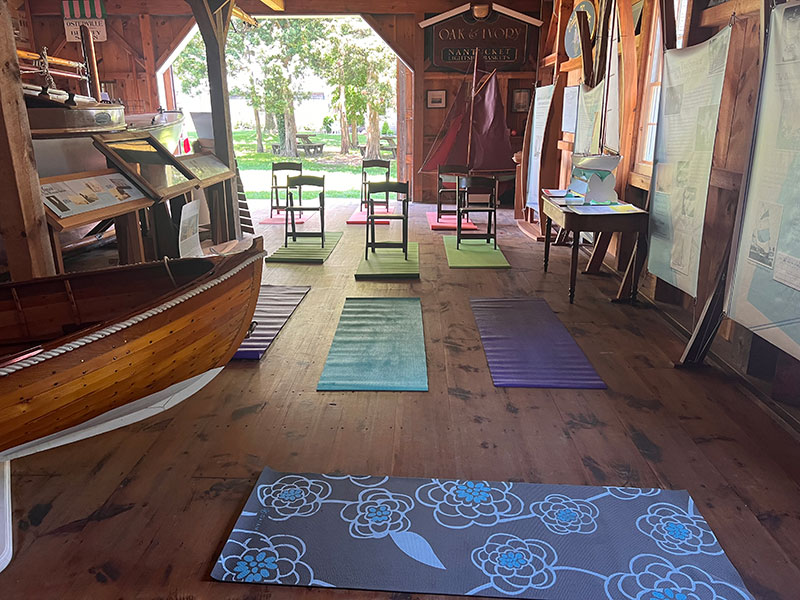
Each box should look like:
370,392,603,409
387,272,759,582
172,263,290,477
437,164,469,221
285,175,325,248
271,161,302,218
360,159,391,212
457,176,497,249
365,181,410,260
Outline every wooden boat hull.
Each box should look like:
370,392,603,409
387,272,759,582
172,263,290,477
0,239,265,456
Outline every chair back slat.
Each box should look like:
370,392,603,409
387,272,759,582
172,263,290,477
272,161,303,173
438,164,469,176
362,159,391,170
368,181,408,197
287,175,325,188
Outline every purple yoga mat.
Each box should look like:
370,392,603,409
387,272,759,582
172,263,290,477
233,285,310,360
471,297,606,389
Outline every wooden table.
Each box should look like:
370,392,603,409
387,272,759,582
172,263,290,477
541,195,649,304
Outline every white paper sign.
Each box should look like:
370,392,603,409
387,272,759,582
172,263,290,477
647,26,731,297
728,2,800,361
525,84,556,210
63,18,106,42
179,201,203,258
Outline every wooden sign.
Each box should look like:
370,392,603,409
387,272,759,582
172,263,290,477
429,12,532,71
62,0,106,42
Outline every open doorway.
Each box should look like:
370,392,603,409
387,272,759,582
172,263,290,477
169,16,402,204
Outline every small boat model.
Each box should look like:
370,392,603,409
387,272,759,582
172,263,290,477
0,238,266,571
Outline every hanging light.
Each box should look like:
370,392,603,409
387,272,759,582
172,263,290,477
472,4,491,19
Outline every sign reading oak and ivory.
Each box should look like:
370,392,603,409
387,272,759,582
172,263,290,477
62,0,107,42
429,12,533,70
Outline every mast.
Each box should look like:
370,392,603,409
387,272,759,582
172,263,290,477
466,48,479,168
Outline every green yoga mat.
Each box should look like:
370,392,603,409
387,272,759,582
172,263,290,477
443,235,510,268
318,297,428,391
266,232,343,264
355,243,420,280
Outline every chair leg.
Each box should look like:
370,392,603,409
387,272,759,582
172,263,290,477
365,215,370,260
370,203,377,254
457,208,462,249
320,205,325,248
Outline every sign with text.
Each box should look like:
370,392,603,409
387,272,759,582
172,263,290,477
62,0,106,42
430,13,532,71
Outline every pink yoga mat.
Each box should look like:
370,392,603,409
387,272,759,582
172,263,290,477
426,212,478,231
346,209,394,225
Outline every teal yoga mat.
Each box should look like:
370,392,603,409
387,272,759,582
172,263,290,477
318,298,428,391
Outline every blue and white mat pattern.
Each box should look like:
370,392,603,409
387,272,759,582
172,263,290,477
212,467,753,599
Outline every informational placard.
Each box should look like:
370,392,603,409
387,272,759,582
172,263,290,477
179,201,203,258
574,83,604,155
604,28,621,152
41,172,146,218
525,84,556,209
562,86,580,134
728,2,800,361
647,26,731,297
178,152,232,182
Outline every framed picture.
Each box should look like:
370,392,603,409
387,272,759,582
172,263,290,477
512,88,532,113
427,90,447,109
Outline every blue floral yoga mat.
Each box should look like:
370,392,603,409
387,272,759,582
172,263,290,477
317,297,428,391
471,297,606,388
212,467,753,599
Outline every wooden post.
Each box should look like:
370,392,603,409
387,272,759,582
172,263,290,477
0,1,55,280
187,0,240,242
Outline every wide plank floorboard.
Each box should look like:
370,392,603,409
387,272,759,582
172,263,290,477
2,200,800,599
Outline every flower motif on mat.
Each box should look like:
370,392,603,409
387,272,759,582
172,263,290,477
605,554,753,600
323,473,390,487
257,475,331,521
218,531,318,585
605,486,662,500
416,480,525,528
637,503,722,556
530,494,599,535
471,533,558,595
340,488,414,539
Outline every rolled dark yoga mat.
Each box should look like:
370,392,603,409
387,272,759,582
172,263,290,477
471,297,606,388
232,285,310,360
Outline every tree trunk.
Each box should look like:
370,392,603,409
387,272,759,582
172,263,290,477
365,102,381,160
277,113,286,148
338,82,350,154
283,97,298,157
253,106,264,153
350,119,358,147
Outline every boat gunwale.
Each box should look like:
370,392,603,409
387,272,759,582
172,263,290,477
0,240,265,376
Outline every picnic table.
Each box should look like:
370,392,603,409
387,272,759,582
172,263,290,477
272,135,325,156
358,137,397,159
297,134,325,156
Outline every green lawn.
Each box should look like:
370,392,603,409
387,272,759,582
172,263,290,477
188,129,398,200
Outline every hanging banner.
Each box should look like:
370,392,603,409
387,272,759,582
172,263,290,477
525,84,555,209
728,2,800,361
562,85,579,134
647,26,731,297
574,83,603,155
62,0,107,42
604,20,621,152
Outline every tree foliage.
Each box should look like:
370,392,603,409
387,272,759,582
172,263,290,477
171,16,396,158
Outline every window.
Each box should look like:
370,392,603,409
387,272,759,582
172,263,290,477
634,0,689,176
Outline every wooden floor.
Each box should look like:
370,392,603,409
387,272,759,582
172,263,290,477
3,200,800,599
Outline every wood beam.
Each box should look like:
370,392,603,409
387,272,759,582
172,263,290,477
156,17,196,69
0,1,56,280
107,23,148,70
28,0,539,17
187,0,239,241
139,14,158,110
362,13,414,70
256,0,284,9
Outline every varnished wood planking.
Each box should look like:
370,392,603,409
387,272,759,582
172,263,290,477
1,200,800,598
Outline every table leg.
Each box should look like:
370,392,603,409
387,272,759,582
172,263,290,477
570,230,580,304
543,216,552,272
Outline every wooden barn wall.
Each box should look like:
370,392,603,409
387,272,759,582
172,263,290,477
27,13,192,113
